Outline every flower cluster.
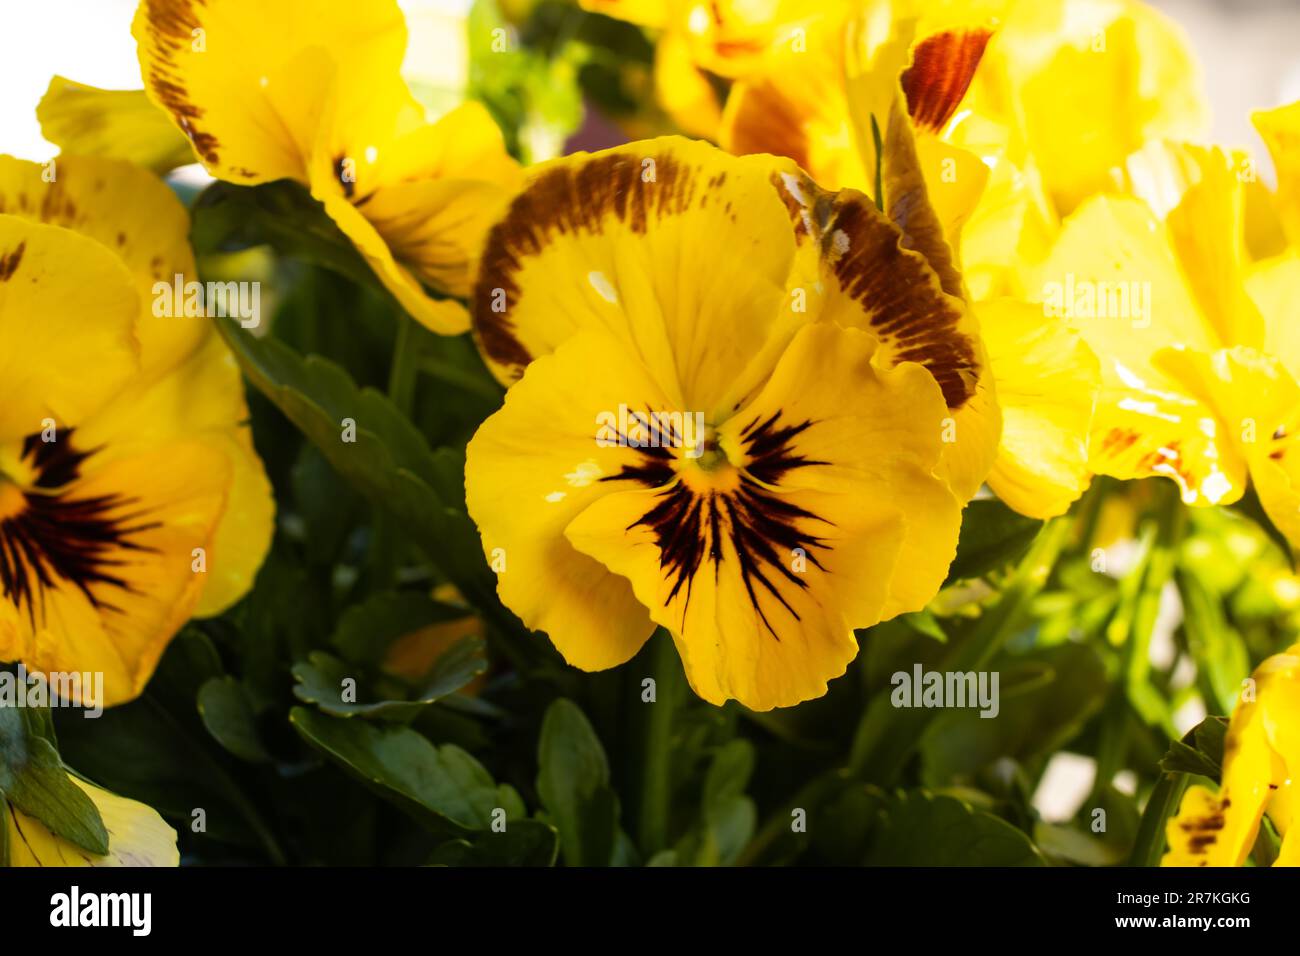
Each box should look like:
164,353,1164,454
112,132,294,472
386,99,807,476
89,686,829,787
2,0,1298,870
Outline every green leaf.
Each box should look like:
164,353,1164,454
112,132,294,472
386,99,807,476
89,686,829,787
215,320,497,613
1230,485,1295,570
902,608,947,643
703,740,754,811
0,705,107,855
674,740,757,866
292,637,486,721
57,631,285,861
197,677,272,763
191,181,376,287
290,706,525,836
1034,785,1141,866
331,591,471,665
1158,716,1228,779
863,790,1046,866
1177,571,1250,715
290,442,365,564
427,821,559,867
920,642,1107,784
536,699,620,867
467,0,585,162
946,498,1043,584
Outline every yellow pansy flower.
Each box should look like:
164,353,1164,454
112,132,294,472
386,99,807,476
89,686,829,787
1163,644,1300,867
719,0,1099,519
132,0,521,334
466,137,997,710
0,155,273,706
581,0,849,139
5,775,178,867
953,0,1206,217
1030,140,1300,547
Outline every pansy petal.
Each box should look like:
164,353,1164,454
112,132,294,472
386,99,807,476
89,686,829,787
773,171,998,500
335,104,522,298
308,91,520,333
1249,252,1300,383
472,137,800,419
6,776,178,867
1157,347,1300,549
0,441,230,707
985,0,1207,215
1162,784,1249,867
0,155,203,376
465,329,671,671
0,216,139,443
1035,195,1241,504
655,31,724,140
720,23,864,191
1119,142,1264,350
133,0,408,183
681,0,850,79
1165,648,1300,866
566,323,959,709
37,77,196,175
315,192,472,333
958,155,1055,303
578,0,670,30
982,299,1099,518
1253,99,1300,243
72,332,274,617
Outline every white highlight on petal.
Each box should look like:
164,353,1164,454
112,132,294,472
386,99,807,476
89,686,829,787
686,5,709,35
565,460,602,487
779,171,806,206
544,491,566,503
1117,397,1180,424
587,271,618,304
1201,470,1233,504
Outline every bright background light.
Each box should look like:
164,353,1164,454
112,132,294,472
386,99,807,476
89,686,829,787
0,0,473,161
2,0,1297,164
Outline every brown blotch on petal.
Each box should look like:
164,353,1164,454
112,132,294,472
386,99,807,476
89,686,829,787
0,242,26,282
473,149,697,379
1102,427,1141,455
603,410,831,639
139,0,221,165
769,170,978,409
883,101,965,300
0,431,162,629
902,29,992,134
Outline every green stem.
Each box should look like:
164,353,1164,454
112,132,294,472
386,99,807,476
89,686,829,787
386,316,419,415
1093,484,1185,803
1128,771,1187,867
870,114,885,212
735,771,847,867
370,318,420,588
635,631,677,857
848,516,1071,783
